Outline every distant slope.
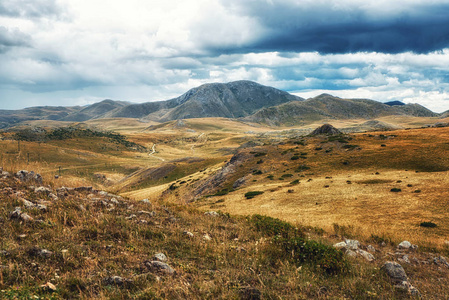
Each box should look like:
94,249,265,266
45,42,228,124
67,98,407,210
62,100,129,122
0,106,81,128
245,94,438,126
107,81,303,121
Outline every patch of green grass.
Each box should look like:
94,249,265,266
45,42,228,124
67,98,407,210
249,214,303,238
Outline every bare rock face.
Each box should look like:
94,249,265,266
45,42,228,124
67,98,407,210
310,124,342,136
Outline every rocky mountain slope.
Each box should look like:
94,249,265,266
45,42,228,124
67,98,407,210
0,81,441,128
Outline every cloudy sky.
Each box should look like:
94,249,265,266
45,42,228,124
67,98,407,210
1,0,449,112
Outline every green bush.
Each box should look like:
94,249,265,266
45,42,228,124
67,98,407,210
290,179,300,185
420,221,437,228
291,155,300,160
275,237,349,274
244,191,264,199
249,214,303,238
295,165,310,172
390,188,402,192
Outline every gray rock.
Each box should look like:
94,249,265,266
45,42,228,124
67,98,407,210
333,241,347,249
345,239,360,250
398,241,412,249
394,281,420,296
48,193,58,201
35,186,51,195
36,204,47,211
433,256,449,268
28,247,52,258
183,231,194,238
9,207,22,219
15,170,42,184
357,249,375,262
144,260,174,275
366,245,376,253
153,253,167,262
20,213,33,222
383,261,408,283
0,250,11,257
203,233,212,241
141,198,151,204
110,198,119,204
103,276,133,286
125,214,137,220
138,210,156,216
204,211,219,217
345,250,357,258
22,199,35,209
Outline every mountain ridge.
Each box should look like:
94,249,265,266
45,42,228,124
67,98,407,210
0,81,441,128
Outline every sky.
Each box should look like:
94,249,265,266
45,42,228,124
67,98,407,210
1,0,449,112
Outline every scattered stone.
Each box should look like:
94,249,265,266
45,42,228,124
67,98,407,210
40,282,57,291
239,287,261,300
0,250,11,257
15,170,43,184
20,213,34,222
333,242,347,250
28,247,53,258
110,198,119,204
138,210,156,216
433,256,449,268
143,260,175,275
48,193,58,201
183,231,194,238
203,233,212,241
35,186,51,195
399,255,411,264
204,211,219,217
357,249,375,262
141,198,151,204
153,253,167,262
394,281,420,296
345,239,360,250
36,204,47,211
398,241,412,249
367,245,376,253
103,276,133,286
383,261,408,283
22,199,35,209
345,250,357,258
125,214,137,220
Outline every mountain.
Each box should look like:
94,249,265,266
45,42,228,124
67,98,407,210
384,100,405,106
0,81,441,128
245,94,438,126
62,99,129,122
106,81,303,121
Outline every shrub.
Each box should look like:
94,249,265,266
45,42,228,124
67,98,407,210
390,188,402,192
295,165,310,172
420,221,437,228
252,170,263,175
275,236,349,274
281,174,293,178
290,155,300,160
266,175,274,180
249,214,303,238
290,179,300,185
244,191,264,199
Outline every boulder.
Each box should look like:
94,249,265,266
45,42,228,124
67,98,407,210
383,261,408,283
143,260,174,275
398,241,412,249
153,253,167,262
204,211,219,217
345,239,360,250
357,249,375,262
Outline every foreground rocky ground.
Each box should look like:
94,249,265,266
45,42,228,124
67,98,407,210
0,168,448,299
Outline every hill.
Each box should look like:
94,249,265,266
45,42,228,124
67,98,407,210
62,99,129,122
245,94,437,126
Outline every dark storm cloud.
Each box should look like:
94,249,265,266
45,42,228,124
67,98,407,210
221,1,449,54
0,26,31,52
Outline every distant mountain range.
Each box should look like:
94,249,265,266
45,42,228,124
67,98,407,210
0,80,442,128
